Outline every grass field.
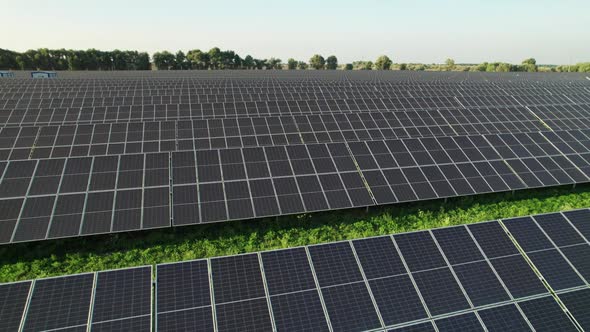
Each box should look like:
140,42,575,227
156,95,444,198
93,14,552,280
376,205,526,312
1,184,590,283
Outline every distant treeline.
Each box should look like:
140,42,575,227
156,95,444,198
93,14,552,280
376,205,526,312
1,48,589,72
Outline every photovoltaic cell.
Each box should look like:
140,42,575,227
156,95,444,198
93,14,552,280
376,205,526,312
527,249,585,290
23,273,94,332
156,260,210,312
0,281,31,332
308,242,363,287
533,213,586,247
352,236,407,279
559,288,590,330
490,255,547,299
215,298,273,332
321,282,382,332
412,267,470,316
518,296,579,332
468,221,519,258
270,290,330,332
453,261,510,306
478,304,532,332
563,209,590,240
91,315,151,332
211,254,265,304
502,216,553,252
369,274,428,325
91,266,152,324
394,231,447,272
432,226,484,265
388,322,436,332
261,247,316,295
560,244,590,281
435,312,485,332
157,307,214,332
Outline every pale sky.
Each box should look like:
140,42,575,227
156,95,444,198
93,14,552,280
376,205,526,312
2,0,589,64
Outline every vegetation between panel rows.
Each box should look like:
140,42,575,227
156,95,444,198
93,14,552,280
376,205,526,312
1,184,590,282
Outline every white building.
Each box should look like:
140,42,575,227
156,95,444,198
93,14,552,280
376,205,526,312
31,71,57,78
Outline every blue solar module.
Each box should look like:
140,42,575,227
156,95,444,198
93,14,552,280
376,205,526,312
156,260,210,312
563,209,590,240
518,296,579,332
261,247,316,295
271,290,330,332
211,254,266,303
412,267,470,316
388,322,437,332
560,244,590,282
477,304,532,331
321,282,382,332
467,221,519,258
394,231,447,272
215,298,273,332
559,288,590,331
502,216,554,252
308,242,363,287
533,213,586,247
453,261,511,306
0,281,31,331
435,312,485,332
527,249,585,290
490,255,547,299
157,307,214,332
22,273,94,332
432,226,484,265
369,274,428,325
352,236,407,279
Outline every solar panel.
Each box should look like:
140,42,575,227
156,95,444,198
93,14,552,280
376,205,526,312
0,281,31,331
477,304,533,331
22,273,94,331
90,266,152,330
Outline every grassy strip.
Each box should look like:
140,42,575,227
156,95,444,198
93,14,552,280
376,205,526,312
1,184,590,282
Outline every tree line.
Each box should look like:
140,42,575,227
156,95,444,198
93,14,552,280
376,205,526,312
1,47,588,72
0,48,150,71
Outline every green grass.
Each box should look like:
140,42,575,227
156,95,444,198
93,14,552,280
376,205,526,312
1,184,590,283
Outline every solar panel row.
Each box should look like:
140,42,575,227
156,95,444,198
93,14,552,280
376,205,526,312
0,107,571,161
1,98,588,127
0,266,152,332
2,128,590,243
2,209,589,331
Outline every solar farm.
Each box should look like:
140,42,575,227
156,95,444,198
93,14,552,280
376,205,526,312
1,70,590,331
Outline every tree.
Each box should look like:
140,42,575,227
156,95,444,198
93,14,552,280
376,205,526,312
267,58,282,69
326,55,338,70
208,47,222,69
152,51,176,70
297,61,308,70
0,48,19,70
399,63,407,70
253,58,267,70
344,63,353,70
287,58,297,70
374,55,392,70
475,62,488,72
187,49,208,69
445,58,455,71
309,54,325,70
175,51,188,69
242,55,254,69
521,58,537,72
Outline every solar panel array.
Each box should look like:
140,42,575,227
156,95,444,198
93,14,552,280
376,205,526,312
2,208,590,331
1,71,590,243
